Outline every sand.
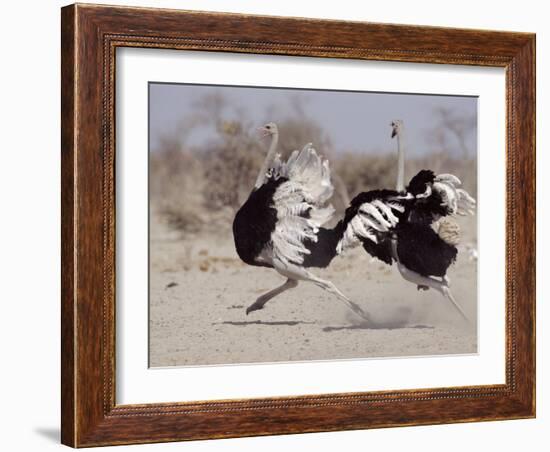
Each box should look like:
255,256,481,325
149,213,478,367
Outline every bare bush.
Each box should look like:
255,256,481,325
202,121,264,211
276,118,333,159
333,152,396,200
200,107,336,211
150,93,477,235
150,137,206,234
331,150,476,210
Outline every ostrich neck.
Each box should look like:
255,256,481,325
254,132,279,189
396,132,405,192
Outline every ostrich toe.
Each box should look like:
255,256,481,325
246,302,264,315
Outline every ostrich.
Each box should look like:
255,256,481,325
232,122,370,321
335,121,476,320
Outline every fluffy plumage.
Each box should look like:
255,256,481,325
269,144,335,266
335,169,475,279
435,218,461,246
233,143,335,269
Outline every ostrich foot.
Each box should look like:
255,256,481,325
396,263,469,322
245,278,298,315
417,285,429,291
245,302,264,315
345,300,372,323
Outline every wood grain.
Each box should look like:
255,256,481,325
60,5,76,446
61,3,536,447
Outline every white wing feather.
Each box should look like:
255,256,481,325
269,144,335,266
336,199,402,255
434,173,476,216
336,172,476,255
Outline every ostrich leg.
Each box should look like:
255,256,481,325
390,240,468,321
395,263,468,321
273,261,372,323
246,278,298,314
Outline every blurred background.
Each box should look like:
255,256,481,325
149,83,477,235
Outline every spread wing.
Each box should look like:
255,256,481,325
335,170,476,256
336,190,404,255
269,143,335,266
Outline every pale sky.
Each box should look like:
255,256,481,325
149,82,477,157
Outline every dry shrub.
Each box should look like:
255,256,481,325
151,137,477,236
150,137,206,233
331,151,477,211
202,121,264,211
333,152,396,200
201,118,334,211
150,93,477,235
276,118,333,161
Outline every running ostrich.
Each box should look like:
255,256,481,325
232,122,370,321
335,120,476,320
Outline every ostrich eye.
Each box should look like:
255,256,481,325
266,125,271,129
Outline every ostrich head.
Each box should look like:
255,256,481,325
258,122,278,138
390,120,403,138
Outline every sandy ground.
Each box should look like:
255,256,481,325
149,212,478,367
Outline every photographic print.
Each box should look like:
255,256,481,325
148,83,478,367
61,6,535,445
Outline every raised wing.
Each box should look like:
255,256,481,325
335,169,476,256
269,144,335,266
336,190,405,255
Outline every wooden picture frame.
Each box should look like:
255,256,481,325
61,3,535,447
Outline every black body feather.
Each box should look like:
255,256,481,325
395,223,457,276
232,177,287,268
406,169,435,195
301,222,344,268
347,170,459,278
361,237,394,266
